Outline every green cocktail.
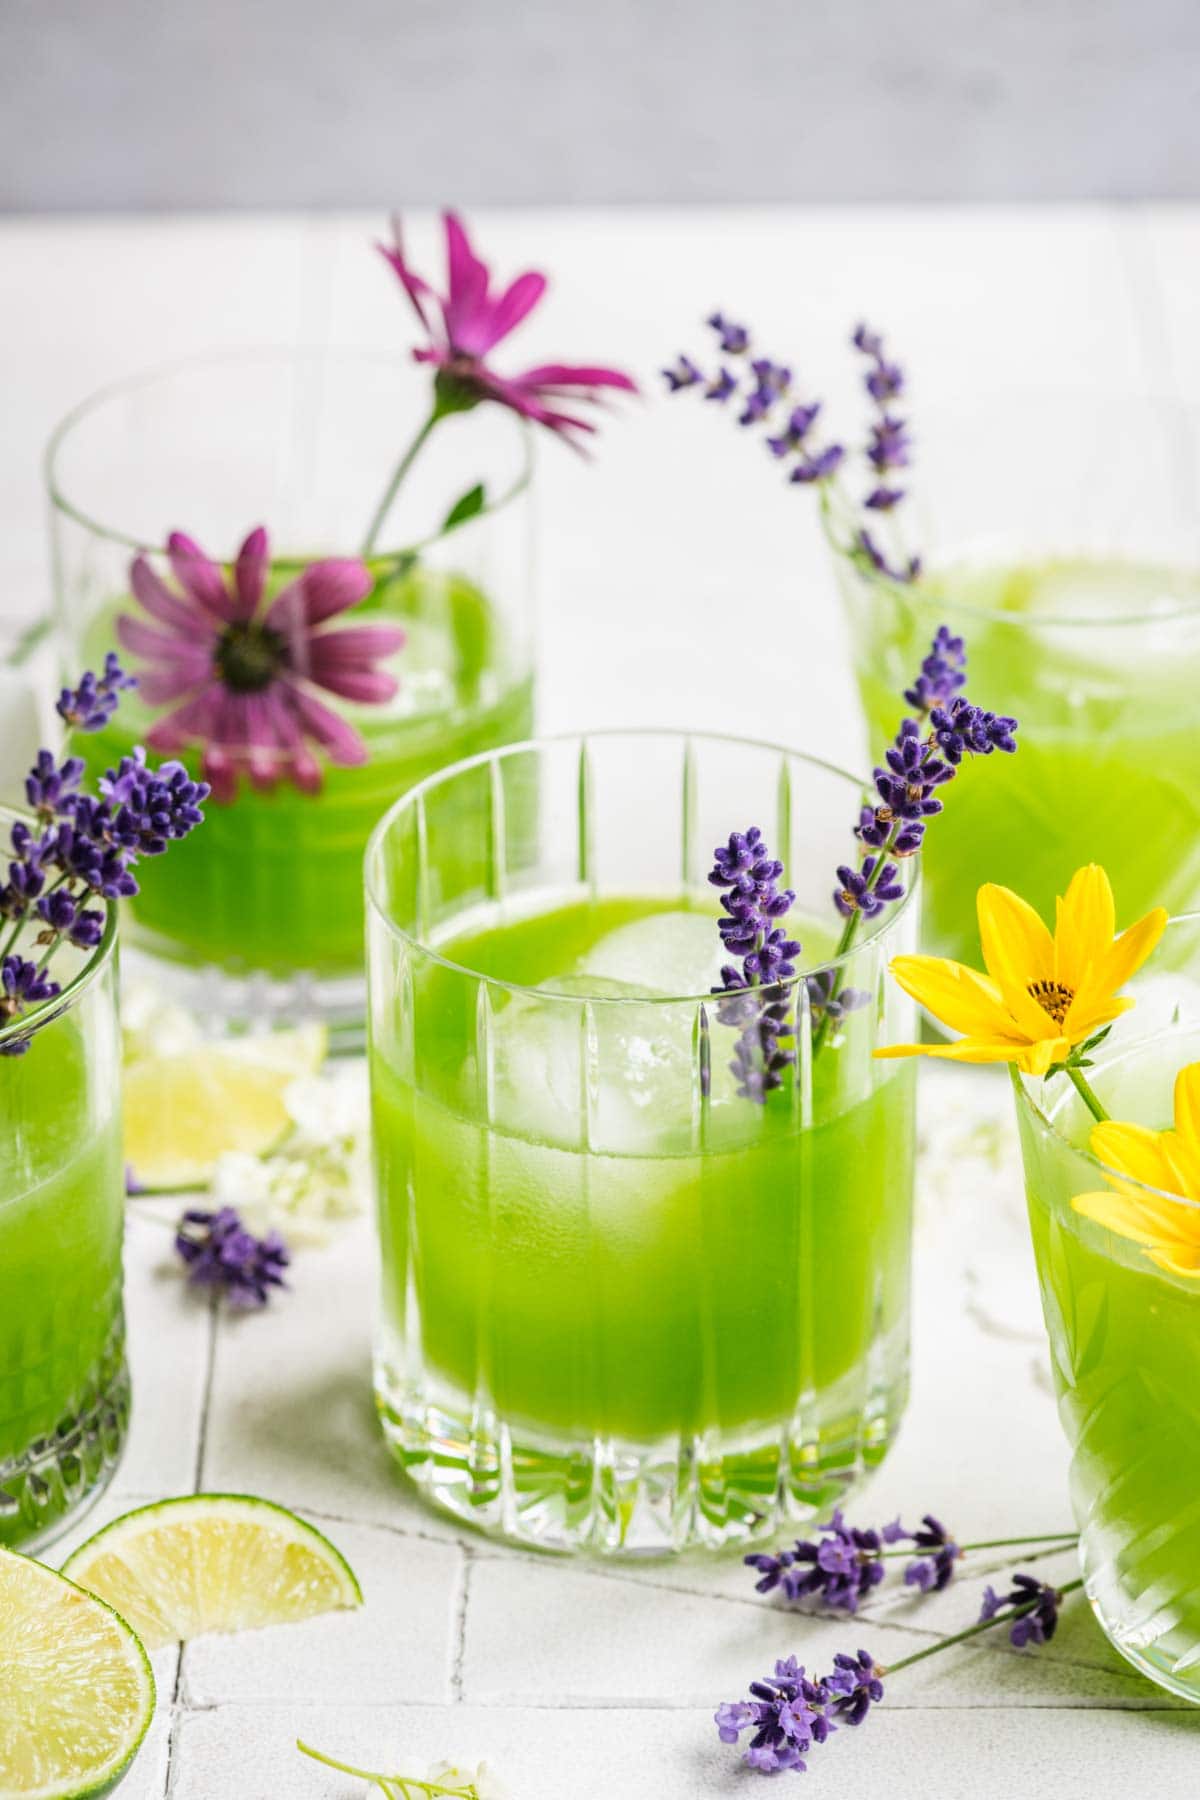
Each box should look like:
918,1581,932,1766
838,552,1200,964
1015,957,1200,1701
48,349,535,1029
0,892,127,1550
367,733,919,1554
75,567,532,980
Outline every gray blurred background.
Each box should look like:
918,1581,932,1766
2,0,1198,209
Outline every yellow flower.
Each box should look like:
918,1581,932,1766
876,864,1167,1076
1074,1063,1200,1278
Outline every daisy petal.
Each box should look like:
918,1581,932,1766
166,531,235,620
1095,906,1169,1001
233,525,269,620
887,954,1013,1040
130,556,213,636
1054,864,1116,993
875,1037,1027,1065
977,883,1055,991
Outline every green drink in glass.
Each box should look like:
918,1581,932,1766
367,732,919,1554
48,350,535,1037
0,876,127,1550
1015,918,1200,1699
828,395,1200,965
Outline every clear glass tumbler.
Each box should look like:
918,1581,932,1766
827,396,1200,965
0,853,127,1550
366,731,919,1554
47,349,535,1039
1015,915,1200,1699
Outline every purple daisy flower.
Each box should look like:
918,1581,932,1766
120,526,406,804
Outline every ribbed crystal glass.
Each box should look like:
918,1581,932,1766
366,730,919,1554
0,830,127,1551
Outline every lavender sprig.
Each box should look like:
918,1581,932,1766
811,627,1018,1054
717,1568,1083,1776
663,314,920,579
175,1206,289,1310
0,656,208,1053
745,1508,1075,1611
707,827,800,1103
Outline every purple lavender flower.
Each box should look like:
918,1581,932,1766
56,653,135,734
707,312,750,355
34,889,104,951
855,528,922,584
0,955,62,1053
980,1574,1063,1647
749,1509,906,1613
836,627,1018,930
806,971,869,1027
100,750,210,855
662,354,702,392
175,1207,289,1310
25,750,85,821
825,1649,885,1725
1,660,206,1050
708,828,800,1103
865,485,905,511
714,1656,835,1775
705,367,738,403
867,414,912,473
852,323,884,358
791,443,846,483
903,1515,961,1592
904,625,966,714
834,857,904,921
767,402,822,457
930,698,1019,764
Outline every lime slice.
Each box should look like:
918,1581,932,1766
0,1544,154,1800
61,1496,361,1650
122,1024,327,1189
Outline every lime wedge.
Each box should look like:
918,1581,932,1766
61,1496,361,1650
123,1024,327,1189
0,1545,154,1800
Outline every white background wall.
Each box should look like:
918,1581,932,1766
2,0,1197,209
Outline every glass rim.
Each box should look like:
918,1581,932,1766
0,802,118,1051
1014,909,1200,1216
364,727,919,1007
43,344,536,562
818,494,1200,630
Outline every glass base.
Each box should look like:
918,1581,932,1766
375,1359,908,1556
1083,1542,1200,1704
0,1346,130,1553
123,941,366,1054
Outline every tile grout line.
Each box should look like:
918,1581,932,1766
163,1294,220,1796
449,1545,475,1704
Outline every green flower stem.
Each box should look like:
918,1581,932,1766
811,824,904,1056
360,408,442,560
1066,1064,1109,1124
883,1578,1084,1677
880,1533,1077,1561
297,1740,478,1800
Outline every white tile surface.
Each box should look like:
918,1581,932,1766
6,206,1200,1796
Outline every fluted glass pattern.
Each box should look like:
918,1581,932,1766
366,732,919,1554
0,822,127,1551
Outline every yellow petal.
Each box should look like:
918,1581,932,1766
977,883,1055,991
1017,1035,1071,1076
1090,1120,1176,1190
1147,1243,1200,1279
875,1037,1027,1065
1054,864,1116,993
1174,1062,1200,1154
1097,906,1169,998
993,970,1072,1046
1073,1188,1167,1248
887,954,1015,1041
1060,993,1133,1042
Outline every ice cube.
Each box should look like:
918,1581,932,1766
578,910,726,999
488,973,722,1153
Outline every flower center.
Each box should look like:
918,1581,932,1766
215,621,285,694
1027,978,1074,1026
